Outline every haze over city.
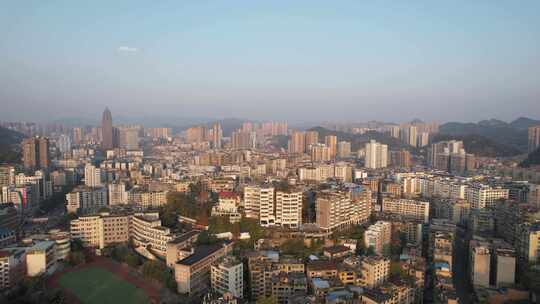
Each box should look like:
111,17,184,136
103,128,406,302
1,1,540,123
2,3,540,304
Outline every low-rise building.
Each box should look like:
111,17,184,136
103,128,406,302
174,242,233,296
0,248,26,290
26,241,56,276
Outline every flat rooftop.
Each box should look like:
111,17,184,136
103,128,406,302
177,243,224,266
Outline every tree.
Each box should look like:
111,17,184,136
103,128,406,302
68,251,85,266
141,260,175,291
239,218,265,241
111,244,129,262
382,244,391,257
70,238,84,252
196,231,219,245
124,252,141,267
366,246,375,256
208,216,231,234
522,264,540,294
281,239,315,259
390,261,402,277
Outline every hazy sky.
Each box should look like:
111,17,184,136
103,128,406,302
1,1,539,123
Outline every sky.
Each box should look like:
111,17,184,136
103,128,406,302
1,1,539,124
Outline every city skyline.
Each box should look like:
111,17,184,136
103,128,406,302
1,1,539,122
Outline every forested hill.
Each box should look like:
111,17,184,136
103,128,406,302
431,134,522,158
0,127,25,164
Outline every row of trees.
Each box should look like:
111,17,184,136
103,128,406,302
141,260,177,291
0,276,65,304
110,244,142,267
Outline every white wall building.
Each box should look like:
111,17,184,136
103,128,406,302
211,256,244,299
365,140,388,169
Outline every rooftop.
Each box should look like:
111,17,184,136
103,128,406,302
169,230,200,244
178,243,224,266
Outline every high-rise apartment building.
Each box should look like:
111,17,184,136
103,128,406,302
101,107,114,150
66,186,107,214
186,125,208,143
288,131,305,154
364,221,392,255
244,185,275,222
22,137,50,170
108,182,127,205
57,134,72,154
365,140,388,169
304,131,319,152
146,127,171,139
428,140,474,173
118,127,139,150
390,126,400,139
244,186,301,228
382,199,430,223
275,191,302,228
466,184,509,209
231,130,255,150
337,141,351,158
325,135,337,159
211,123,222,149
529,125,540,152
72,127,84,145
417,132,429,147
407,126,417,147
316,192,371,232
390,149,411,168
310,144,331,162
84,164,101,188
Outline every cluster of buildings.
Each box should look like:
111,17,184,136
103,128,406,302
1,111,539,304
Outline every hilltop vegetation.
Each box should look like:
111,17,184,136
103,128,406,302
431,134,522,157
438,117,540,153
0,127,25,164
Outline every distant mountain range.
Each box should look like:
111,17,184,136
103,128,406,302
438,117,540,153
0,127,25,164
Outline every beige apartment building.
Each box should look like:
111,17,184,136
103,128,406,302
358,256,390,288
364,221,392,255
382,198,430,223
316,192,371,232
275,191,302,228
466,184,509,209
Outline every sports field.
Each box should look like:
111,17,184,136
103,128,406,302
57,267,150,304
